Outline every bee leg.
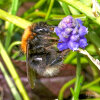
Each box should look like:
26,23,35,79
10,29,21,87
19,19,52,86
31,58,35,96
45,44,56,50
43,36,58,40
60,49,70,60
49,49,70,66
36,34,58,41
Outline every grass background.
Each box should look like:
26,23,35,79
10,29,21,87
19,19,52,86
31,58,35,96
0,0,100,100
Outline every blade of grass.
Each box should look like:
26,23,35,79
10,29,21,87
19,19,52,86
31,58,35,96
72,76,83,100
70,87,75,96
63,51,77,64
58,78,76,100
68,6,80,15
82,77,100,90
80,0,92,7
72,53,83,100
0,62,22,100
5,0,19,49
0,9,32,29
11,51,20,59
9,0,19,15
45,0,54,20
23,0,46,17
0,41,30,100
88,85,100,93
58,0,100,26
88,31,100,51
59,1,70,15
81,98,100,100
0,9,85,28
71,57,88,64
8,41,21,54
26,11,86,20
25,11,46,19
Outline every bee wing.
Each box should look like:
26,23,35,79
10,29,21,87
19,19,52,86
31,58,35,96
26,43,36,88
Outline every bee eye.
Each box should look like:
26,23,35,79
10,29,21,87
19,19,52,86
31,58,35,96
38,28,47,32
34,28,49,34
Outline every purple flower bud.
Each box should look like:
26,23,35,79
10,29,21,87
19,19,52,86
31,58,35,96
79,26,88,36
54,27,61,36
72,27,79,34
58,22,67,29
59,37,69,42
68,41,79,51
58,34,67,42
76,19,83,26
57,42,68,51
67,23,76,28
54,27,67,41
65,28,73,35
61,31,69,38
79,37,88,48
62,16,73,23
70,34,80,42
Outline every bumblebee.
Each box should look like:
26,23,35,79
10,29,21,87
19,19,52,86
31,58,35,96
21,22,68,88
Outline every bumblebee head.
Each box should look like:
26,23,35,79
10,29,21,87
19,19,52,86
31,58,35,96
32,22,55,34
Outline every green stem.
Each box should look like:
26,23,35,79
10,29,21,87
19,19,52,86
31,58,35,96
72,53,82,100
0,9,32,29
23,0,46,17
0,9,85,29
5,24,14,49
8,41,21,54
58,78,76,100
81,98,100,100
45,0,54,20
5,0,19,49
88,31,100,50
82,78,100,90
0,41,30,100
10,0,19,15
0,62,22,100
59,1,70,15
26,11,86,20
87,85,100,94
68,6,80,15
26,11,46,19
59,0,100,26
63,51,77,64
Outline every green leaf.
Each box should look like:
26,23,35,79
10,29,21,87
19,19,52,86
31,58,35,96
0,62,22,100
0,41,30,100
59,1,70,15
45,0,54,20
58,78,76,100
0,9,32,29
5,0,19,49
58,0,100,26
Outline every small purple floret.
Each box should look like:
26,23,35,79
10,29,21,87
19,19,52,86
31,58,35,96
79,26,88,36
76,19,83,26
57,42,68,51
79,37,88,48
68,41,79,51
54,16,88,51
70,34,80,42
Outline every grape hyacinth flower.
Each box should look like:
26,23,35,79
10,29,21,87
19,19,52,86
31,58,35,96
54,16,88,51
